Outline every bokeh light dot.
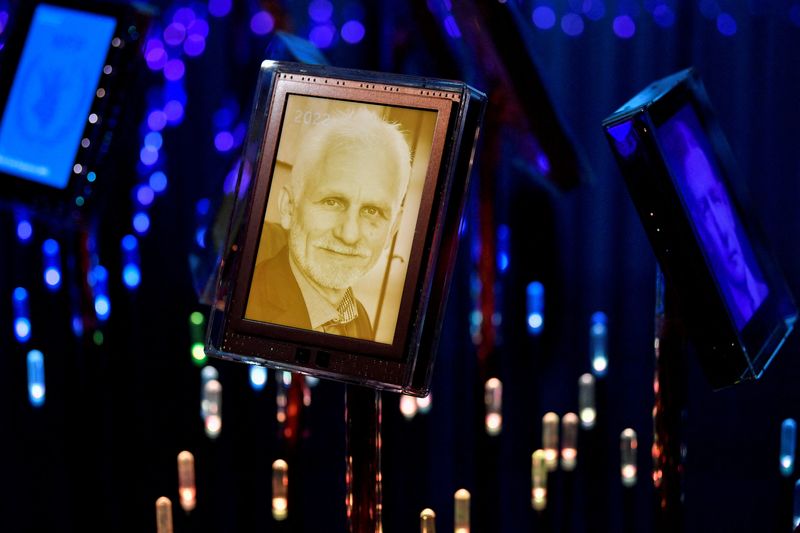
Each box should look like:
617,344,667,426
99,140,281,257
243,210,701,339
44,268,61,287
144,131,163,149
17,220,32,241
173,7,196,26
165,100,185,123
149,171,168,192
163,22,187,46
532,6,556,29
208,0,232,18
653,4,675,28
137,185,155,206
309,0,334,22
717,13,737,36
133,212,151,234
122,234,137,252
250,11,275,35
188,18,210,37
184,34,206,56
561,13,585,36
43,239,58,255
309,24,336,48
140,146,159,166
341,20,365,43
164,59,185,81
123,265,141,288
613,15,636,38
214,131,235,152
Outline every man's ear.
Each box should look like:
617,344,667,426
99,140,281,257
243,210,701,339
278,186,294,230
385,207,404,249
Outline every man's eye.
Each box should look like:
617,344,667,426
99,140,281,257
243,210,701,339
361,206,382,218
322,198,343,208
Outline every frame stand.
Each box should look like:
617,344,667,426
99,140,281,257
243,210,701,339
345,385,382,533
652,268,688,532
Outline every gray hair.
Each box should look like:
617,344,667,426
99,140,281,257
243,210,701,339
289,108,412,206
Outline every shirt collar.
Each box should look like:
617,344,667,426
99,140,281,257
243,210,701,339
289,257,359,330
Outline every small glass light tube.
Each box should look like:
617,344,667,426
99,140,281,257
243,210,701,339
496,224,510,274
203,379,222,439
578,373,596,429
13,287,31,343
794,479,800,530
276,371,289,424
454,489,470,533
590,312,609,376
92,265,111,321
420,508,436,533
531,449,547,511
120,234,141,289
27,349,45,407
272,459,288,521
200,365,218,419
189,311,207,365
542,412,559,471
781,418,797,477
249,366,268,391
155,496,173,533
561,412,579,471
42,239,62,290
620,428,638,487
484,378,502,436
177,451,196,512
526,281,544,335
400,394,418,420
416,393,432,415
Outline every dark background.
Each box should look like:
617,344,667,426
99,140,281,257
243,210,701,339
1,0,800,531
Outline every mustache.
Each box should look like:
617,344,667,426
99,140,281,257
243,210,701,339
315,239,370,258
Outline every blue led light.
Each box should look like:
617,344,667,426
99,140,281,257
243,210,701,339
122,264,141,289
133,212,150,234
195,227,207,248
95,295,110,320
164,22,187,46
782,418,797,477
590,311,609,376
27,349,45,407
184,34,205,56
341,20,365,43
532,6,556,29
136,185,155,206
496,224,510,273
309,0,333,22
716,12,737,36
309,24,336,48
196,198,211,216
164,59,185,81
15,318,31,342
214,131,234,152
87,171,97,182
14,287,27,302
653,4,675,27
174,7,196,26
148,110,168,131
584,0,606,21
72,315,84,337
613,15,636,38
42,239,61,291
164,100,185,123
561,13,585,36
121,234,137,252
144,131,163,150
249,366,268,391
188,18,209,38
526,281,544,335
208,0,232,18
140,146,159,166
250,11,275,35
16,219,33,242
145,46,167,71
149,171,168,193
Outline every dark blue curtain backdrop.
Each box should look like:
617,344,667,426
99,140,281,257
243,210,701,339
1,1,800,532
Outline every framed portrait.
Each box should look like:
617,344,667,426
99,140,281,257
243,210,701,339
604,68,797,389
206,61,486,394
0,0,151,214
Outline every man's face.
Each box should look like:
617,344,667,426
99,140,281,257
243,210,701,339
684,147,747,285
287,146,405,291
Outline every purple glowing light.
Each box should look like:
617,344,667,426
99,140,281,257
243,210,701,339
148,110,168,131
188,18,210,38
0,11,8,35
164,59,185,81
309,0,334,22
145,47,167,71
443,15,461,38
214,131,235,152
561,13,585,36
164,100,185,123
136,185,155,206
250,11,275,35
144,131,163,149
536,153,551,174
140,146,159,166
184,34,206,56
716,13,737,35
133,213,150,234
149,171,168,193
653,5,675,28
341,20,365,44
309,24,336,48
613,15,635,38
208,0,232,18
173,7,196,27
584,0,606,21
532,6,556,30
164,23,187,46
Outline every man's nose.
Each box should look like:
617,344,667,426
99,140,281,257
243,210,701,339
334,208,361,245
